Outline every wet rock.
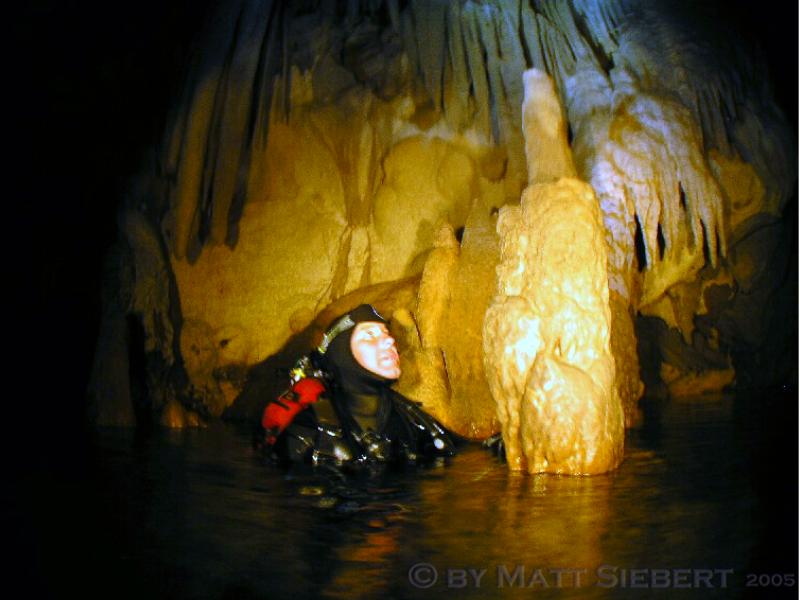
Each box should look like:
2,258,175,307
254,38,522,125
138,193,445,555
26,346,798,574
609,292,644,426
660,363,735,397
87,243,136,427
484,178,624,475
398,193,502,439
370,136,478,282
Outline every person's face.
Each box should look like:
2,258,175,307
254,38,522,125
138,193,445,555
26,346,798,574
350,321,401,380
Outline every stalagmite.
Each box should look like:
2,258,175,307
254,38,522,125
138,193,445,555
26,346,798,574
484,178,624,474
483,69,624,474
399,193,503,439
521,69,576,183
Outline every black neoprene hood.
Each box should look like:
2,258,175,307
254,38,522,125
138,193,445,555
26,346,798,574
320,304,395,393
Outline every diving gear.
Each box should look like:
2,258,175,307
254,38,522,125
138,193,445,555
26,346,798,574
262,303,455,468
317,315,355,355
289,354,326,384
262,376,326,445
264,384,455,467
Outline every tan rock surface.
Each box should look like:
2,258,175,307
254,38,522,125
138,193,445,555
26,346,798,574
397,193,503,439
484,178,624,474
369,136,477,282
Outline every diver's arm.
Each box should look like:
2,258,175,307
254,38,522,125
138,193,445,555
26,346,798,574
388,391,456,459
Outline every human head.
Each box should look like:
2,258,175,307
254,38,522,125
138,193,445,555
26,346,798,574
318,304,401,385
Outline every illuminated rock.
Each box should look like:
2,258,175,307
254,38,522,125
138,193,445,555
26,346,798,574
710,151,771,235
89,211,184,425
168,71,498,414
484,178,624,474
521,69,576,184
369,135,479,283
88,245,136,427
609,292,645,426
171,123,348,413
160,399,205,428
480,68,623,472
396,192,503,439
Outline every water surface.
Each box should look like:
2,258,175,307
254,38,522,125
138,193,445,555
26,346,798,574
23,389,797,599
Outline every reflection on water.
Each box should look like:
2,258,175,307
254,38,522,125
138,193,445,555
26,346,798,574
26,389,797,599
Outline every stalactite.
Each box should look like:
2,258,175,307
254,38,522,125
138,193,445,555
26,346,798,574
475,6,505,143
399,6,421,97
442,2,470,132
386,0,400,32
536,13,576,102
241,0,284,210
571,0,625,50
411,0,447,110
461,3,492,140
520,3,545,71
166,0,285,260
495,2,528,189
229,0,284,245
206,0,275,248
172,79,217,260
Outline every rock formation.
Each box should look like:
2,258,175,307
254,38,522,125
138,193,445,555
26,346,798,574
88,1,794,463
483,69,623,474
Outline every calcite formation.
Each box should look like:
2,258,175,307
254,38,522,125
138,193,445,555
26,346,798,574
559,3,793,397
484,178,624,474
482,68,623,474
396,191,503,439
165,85,497,416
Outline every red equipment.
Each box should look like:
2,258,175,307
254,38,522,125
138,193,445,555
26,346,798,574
262,377,327,445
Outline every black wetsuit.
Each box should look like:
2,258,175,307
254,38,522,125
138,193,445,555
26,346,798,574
272,383,456,467
266,304,456,468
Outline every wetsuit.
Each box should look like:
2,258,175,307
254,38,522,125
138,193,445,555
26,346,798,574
264,304,455,468
271,383,455,467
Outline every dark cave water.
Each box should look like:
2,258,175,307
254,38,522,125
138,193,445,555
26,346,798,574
21,389,797,599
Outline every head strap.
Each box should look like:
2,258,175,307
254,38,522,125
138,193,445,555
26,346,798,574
317,315,356,355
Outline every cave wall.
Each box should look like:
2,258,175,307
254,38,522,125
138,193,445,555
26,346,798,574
88,0,796,430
